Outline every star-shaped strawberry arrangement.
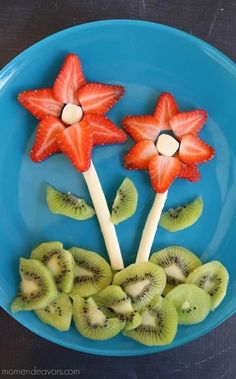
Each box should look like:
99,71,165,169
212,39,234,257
18,53,127,172
123,92,214,193
18,53,127,270
122,92,214,263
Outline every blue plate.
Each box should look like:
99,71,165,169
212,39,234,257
0,20,236,356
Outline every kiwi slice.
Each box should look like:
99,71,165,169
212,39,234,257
69,247,112,297
166,283,211,324
93,285,142,331
150,246,202,295
124,295,178,346
46,184,95,220
160,196,203,232
187,261,229,310
73,295,124,340
11,258,57,312
111,177,138,225
31,241,75,294
113,262,166,311
100,306,142,331
35,293,72,331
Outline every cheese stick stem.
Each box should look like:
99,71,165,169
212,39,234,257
136,191,168,263
83,161,124,270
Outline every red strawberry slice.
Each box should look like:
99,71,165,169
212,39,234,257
179,163,200,182
84,114,127,145
153,93,179,131
170,110,207,139
30,115,65,162
122,115,160,142
18,88,63,120
53,53,86,104
124,140,157,170
179,135,214,164
148,155,181,193
58,119,93,172
78,83,124,114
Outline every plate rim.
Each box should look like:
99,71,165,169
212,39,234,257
0,19,236,356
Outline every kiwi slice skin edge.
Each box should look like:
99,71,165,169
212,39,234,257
160,196,203,232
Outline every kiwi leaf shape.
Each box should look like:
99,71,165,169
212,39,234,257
73,295,124,340
111,177,138,225
166,283,211,324
31,241,75,294
46,184,95,220
35,293,72,331
124,295,178,346
69,247,112,297
11,258,57,312
187,261,229,310
160,196,203,232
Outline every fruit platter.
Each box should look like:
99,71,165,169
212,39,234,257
0,20,236,356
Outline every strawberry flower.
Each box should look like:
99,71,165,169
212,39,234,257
18,53,127,271
18,53,127,172
123,93,214,193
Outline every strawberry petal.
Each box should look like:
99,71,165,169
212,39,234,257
179,163,201,182
53,53,86,104
18,88,63,120
170,110,207,139
122,115,160,142
179,134,214,164
148,155,181,193
84,113,127,145
30,115,65,162
58,120,93,172
124,140,157,170
78,83,124,114
153,93,179,131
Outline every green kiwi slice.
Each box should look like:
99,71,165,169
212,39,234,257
11,258,57,312
31,241,75,294
124,295,178,346
93,285,142,331
73,295,124,340
69,247,112,297
46,184,95,220
160,196,203,232
166,283,211,324
150,246,202,295
111,177,138,225
113,262,166,311
187,261,229,310
35,293,72,331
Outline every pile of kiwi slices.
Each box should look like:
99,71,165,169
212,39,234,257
11,242,229,346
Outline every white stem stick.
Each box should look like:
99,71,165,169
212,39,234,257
136,191,168,263
83,161,124,271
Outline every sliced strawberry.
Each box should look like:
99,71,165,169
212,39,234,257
53,53,86,104
58,119,93,172
179,135,214,164
30,115,65,162
124,140,157,170
84,113,127,145
179,163,200,182
170,110,207,139
18,88,63,120
78,83,124,114
153,93,179,131
148,155,181,193
122,115,160,142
